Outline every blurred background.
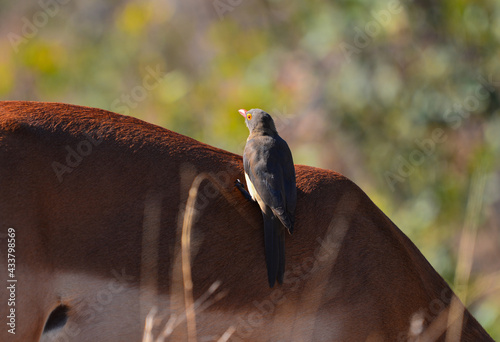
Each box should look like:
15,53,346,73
1,0,499,337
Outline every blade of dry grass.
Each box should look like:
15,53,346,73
446,160,488,341
181,172,245,342
217,326,236,342
143,306,158,342
140,191,162,329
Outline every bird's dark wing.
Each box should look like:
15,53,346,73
243,137,290,227
275,135,297,233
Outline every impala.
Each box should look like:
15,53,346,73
0,101,494,341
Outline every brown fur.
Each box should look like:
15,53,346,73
0,101,493,341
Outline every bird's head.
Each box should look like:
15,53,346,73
238,108,277,135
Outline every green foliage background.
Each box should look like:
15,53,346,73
1,0,499,337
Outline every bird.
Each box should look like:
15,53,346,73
235,108,297,287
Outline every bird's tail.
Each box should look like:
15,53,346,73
263,208,285,287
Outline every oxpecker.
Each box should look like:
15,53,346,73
236,108,297,287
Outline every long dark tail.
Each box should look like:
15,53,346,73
263,207,285,287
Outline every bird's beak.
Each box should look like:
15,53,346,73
238,109,247,117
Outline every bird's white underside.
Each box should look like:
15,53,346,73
245,173,266,212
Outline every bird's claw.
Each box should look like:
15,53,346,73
235,179,254,202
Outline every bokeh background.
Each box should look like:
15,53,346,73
1,0,499,338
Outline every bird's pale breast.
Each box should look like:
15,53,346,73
245,172,266,212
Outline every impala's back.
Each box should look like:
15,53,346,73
0,101,493,341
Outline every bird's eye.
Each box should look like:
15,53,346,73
247,113,252,120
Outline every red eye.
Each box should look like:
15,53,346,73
247,113,252,120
